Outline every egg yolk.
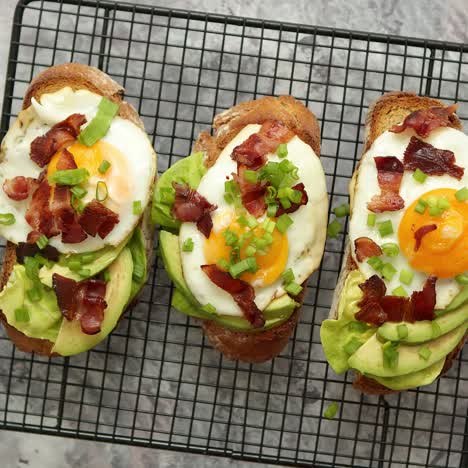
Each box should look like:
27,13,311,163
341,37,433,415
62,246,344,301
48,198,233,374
204,219,289,287
47,141,130,202
399,188,468,278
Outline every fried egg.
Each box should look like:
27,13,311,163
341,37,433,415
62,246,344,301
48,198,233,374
0,87,156,253
179,124,328,316
350,125,468,308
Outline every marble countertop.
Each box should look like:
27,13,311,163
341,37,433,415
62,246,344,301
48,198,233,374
0,0,467,467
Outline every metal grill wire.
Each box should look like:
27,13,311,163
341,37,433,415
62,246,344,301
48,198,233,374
0,1,467,467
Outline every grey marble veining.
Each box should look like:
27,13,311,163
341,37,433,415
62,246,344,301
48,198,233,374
0,1,467,467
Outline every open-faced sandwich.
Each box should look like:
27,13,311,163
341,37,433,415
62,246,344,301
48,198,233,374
154,96,328,362
321,92,467,393
0,63,156,356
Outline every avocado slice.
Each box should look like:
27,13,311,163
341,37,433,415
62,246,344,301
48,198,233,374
369,358,445,391
348,323,467,378
51,247,133,356
378,307,468,344
171,289,214,320
438,285,468,313
159,230,200,306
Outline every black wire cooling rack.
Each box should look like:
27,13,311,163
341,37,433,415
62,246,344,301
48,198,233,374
0,1,467,467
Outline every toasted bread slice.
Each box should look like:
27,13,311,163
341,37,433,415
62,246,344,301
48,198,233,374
193,95,324,363
0,63,155,356
332,92,465,394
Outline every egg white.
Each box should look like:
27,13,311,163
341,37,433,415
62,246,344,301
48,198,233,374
179,124,328,316
350,126,468,308
0,87,156,254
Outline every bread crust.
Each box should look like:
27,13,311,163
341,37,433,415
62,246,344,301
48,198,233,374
194,96,322,363
333,92,465,394
0,63,155,356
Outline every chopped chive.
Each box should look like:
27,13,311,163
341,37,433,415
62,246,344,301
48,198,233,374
327,219,342,238
289,189,302,204
217,258,230,270
244,169,258,184
399,269,414,285
229,257,258,277
412,168,427,183
49,168,89,186
223,229,238,247
202,303,217,314
245,245,256,257
0,213,15,225
367,256,384,272
263,218,276,234
78,97,119,146
343,336,363,355
429,205,443,216
367,213,376,227
377,220,393,237
285,281,303,296
437,197,450,210
276,143,288,158
24,257,39,280
36,235,49,250
96,181,108,202
78,268,91,277
133,200,142,215
67,259,82,271
15,306,29,322
392,286,408,297
103,270,111,282
182,237,194,252
323,402,339,420
382,341,399,369
431,321,442,339
26,287,42,303
418,346,432,360
455,187,468,202
381,242,399,257
281,268,295,284
71,186,87,199
279,197,292,209
381,263,397,281
267,203,278,217
239,231,253,247
277,213,294,234
397,324,408,339
98,160,111,174
455,274,468,285
71,194,85,214
246,215,258,229
333,203,350,218
414,199,427,214
427,196,437,207
81,253,96,264
263,232,273,245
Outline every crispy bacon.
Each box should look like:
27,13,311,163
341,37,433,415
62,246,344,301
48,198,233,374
276,182,308,216
79,200,120,239
16,242,59,264
55,148,77,170
52,273,107,335
368,156,404,213
30,114,86,167
354,237,383,262
3,176,38,201
201,264,265,328
50,186,87,244
355,275,437,325
26,231,42,244
403,137,464,180
231,120,294,170
414,224,437,251
390,104,457,138
233,169,267,217
171,182,217,237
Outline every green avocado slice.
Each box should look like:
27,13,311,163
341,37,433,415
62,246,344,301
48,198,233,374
378,307,468,344
348,323,467,378
51,247,133,356
369,358,445,391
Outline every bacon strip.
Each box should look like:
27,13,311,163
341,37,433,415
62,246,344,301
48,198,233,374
3,176,38,201
276,182,308,216
414,224,437,251
367,156,404,213
56,148,77,170
390,104,457,138
52,273,107,335
231,120,294,170
171,182,217,237
403,137,464,180
233,169,267,217
30,114,86,167
354,237,383,262
355,275,437,325
201,264,265,328
79,200,120,239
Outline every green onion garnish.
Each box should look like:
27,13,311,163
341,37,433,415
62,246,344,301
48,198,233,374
397,324,408,339
343,337,363,355
382,341,399,369
133,200,142,215
246,215,258,229
367,213,376,227
277,213,293,234
412,168,427,183
327,219,342,238
78,268,91,277
262,218,276,234
281,268,295,284
437,197,450,210
377,220,393,237
182,238,194,252
103,270,111,282
333,203,350,218
276,143,288,158
71,186,87,199
245,245,256,257
244,170,258,184
223,229,238,247
267,204,278,217
367,256,384,272
229,257,258,277
217,258,230,270
71,194,85,214
49,168,89,186
279,197,292,209
96,181,108,202
285,281,303,296
455,274,468,285
399,269,414,285
24,257,39,280
67,259,82,271
429,205,443,217
392,286,408,297
455,187,468,202
414,199,427,214
381,263,397,281
15,306,30,323
36,235,49,250
347,321,369,333
98,160,111,174
381,242,399,257
81,253,96,264
239,231,253,247
323,402,339,420
263,232,273,245
0,213,15,225
160,187,175,205
26,287,42,303
418,346,432,361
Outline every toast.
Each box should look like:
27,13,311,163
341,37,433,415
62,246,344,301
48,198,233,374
0,63,155,356
192,95,323,362
331,92,465,394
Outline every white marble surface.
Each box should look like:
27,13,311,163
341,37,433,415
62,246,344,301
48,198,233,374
0,0,467,467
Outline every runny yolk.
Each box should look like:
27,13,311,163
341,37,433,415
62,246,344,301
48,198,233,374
204,219,289,287
399,188,468,278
